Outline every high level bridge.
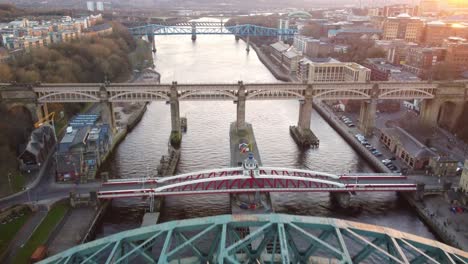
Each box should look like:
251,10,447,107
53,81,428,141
1,81,467,141
97,166,417,199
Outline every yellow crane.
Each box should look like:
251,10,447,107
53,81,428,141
34,112,55,128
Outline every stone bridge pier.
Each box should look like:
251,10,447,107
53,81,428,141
289,85,319,147
358,84,378,137
420,99,465,130
235,81,246,131
99,86,116,134
191,22,197,41
170,82,181,134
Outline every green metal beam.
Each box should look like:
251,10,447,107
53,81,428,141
217,224,227,264
165,224,217,261
351,237,386,263
277,223,290,264
158,230,173,264
225,223,273,255
115,231,161,263
335,227,352,264
288,222,342,259
36,214,468,264
343,228,404,264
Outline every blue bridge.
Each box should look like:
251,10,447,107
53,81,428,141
128,22,297,37
38,214,468,263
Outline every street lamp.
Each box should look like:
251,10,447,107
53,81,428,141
7,172,12,193
26,187,31,204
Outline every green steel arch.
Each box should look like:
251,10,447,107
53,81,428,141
288,11,313,19
39,214,468,264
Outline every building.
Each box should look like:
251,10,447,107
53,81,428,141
369,4,419,17
293,35,332,58
424,21,468,46
0,47,9,63
270,41,290,63
363,58,420,81
278,19,290,42
379,127,436,170
56,114,111,182
298,57,370,83
269,41,302,73
402,47,446,78
96,1,104,11
87,1,95,11
382,14,424,43
428,156,459,177
18,125,56,171
419,0,439,16
82,23,113,37
442,37,468,74
333,28,382,43
375,39,418,65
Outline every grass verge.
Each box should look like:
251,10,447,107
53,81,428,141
13,204,69,264
0,209,32,258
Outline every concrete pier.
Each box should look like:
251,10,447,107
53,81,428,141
229,123,273,214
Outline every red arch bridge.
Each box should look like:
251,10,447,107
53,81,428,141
98,167,417,199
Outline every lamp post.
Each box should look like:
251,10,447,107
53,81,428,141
7,172,12,193
26,187,31,205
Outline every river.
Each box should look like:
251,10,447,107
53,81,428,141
95,19,435,241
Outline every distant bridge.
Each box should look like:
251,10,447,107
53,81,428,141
128,22,298,37
97,167,416,199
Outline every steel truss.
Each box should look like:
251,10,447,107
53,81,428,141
128,23,298,36
39,214,468,264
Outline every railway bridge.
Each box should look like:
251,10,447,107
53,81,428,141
1,81,467,146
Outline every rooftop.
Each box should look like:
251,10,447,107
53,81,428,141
381,127,436,159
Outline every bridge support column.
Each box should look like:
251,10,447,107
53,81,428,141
99,85,115,134
191,22,196,41
330,192,351,208
147,33,156,53
100,102,115,134
246,35,250,52
289,85,319,148
358,99,377,137
419,99,442,128
170,82,182,148
236,81,246,131
358,84,379,137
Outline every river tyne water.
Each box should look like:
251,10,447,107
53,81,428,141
95,18,435,240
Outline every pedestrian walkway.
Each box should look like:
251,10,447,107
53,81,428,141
5,205,48,264
48,207,96,256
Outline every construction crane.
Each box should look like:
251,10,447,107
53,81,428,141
34,112,55,128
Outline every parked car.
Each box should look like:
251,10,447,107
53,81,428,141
389,157,396,161
347,123,355,127
382,159,392,165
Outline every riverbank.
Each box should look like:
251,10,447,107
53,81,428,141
252,43,468,250
313,101,468,250
249,42,291,82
